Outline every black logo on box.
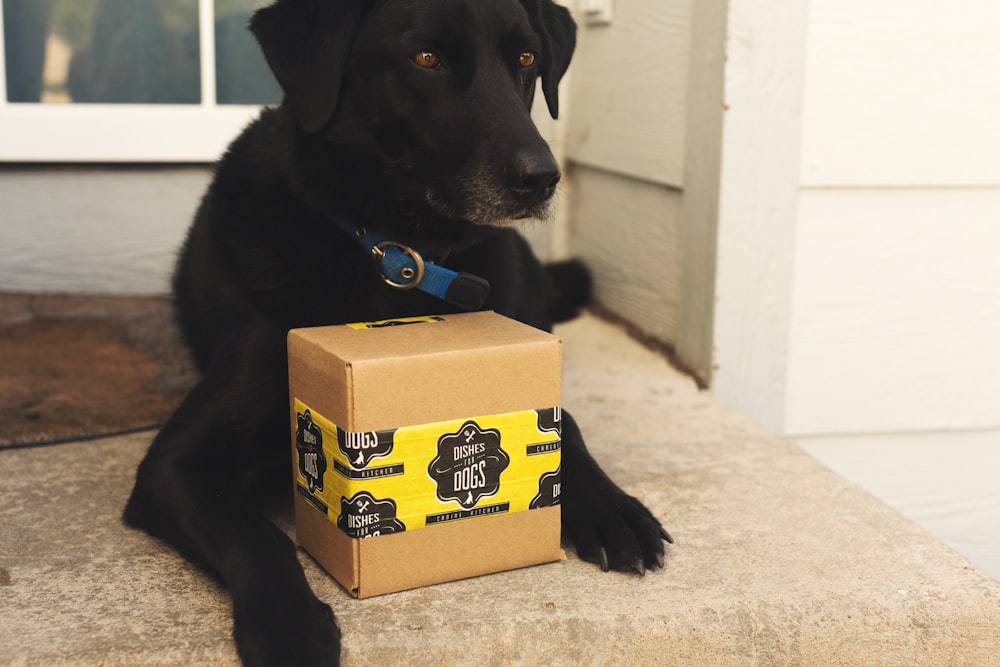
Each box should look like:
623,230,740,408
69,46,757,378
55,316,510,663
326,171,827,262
338,428,395,469
295,410,327,493
530,466,562,509
528,407,561,455
428,420,509,509
535,406,562,434
337,491,406,539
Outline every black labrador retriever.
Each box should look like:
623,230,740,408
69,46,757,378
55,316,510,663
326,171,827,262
124,0,671,664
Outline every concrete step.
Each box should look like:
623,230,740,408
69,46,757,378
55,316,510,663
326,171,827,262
2,313,998,665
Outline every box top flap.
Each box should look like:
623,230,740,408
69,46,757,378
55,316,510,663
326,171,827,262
287,311,559,363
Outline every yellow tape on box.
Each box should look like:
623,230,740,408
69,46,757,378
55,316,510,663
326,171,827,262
294,398,562,539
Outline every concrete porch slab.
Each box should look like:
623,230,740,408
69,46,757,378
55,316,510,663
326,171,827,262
1,313,998,665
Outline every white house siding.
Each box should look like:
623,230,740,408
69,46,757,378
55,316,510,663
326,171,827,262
799,0,1000,188
564,0,690,346
569,165,682,342
702,0,812,425
786,0,1000,436
787,188,1000,435
0,168,209,294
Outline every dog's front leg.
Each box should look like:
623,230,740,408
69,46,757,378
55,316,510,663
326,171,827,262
560,409,672,574
123,325,340,667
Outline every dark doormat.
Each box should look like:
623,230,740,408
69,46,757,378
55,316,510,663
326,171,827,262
0,292,198,449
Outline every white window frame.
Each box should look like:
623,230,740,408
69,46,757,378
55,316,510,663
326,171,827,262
0,0,267,162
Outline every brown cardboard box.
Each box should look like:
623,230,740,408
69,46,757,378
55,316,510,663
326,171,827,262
287,311,564,598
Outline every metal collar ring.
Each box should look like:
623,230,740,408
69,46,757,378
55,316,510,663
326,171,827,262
371,240,425,290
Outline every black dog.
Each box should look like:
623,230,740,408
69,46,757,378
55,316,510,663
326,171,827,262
124,1,671,664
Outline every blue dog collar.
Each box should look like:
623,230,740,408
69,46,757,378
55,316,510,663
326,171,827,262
336,221,490,310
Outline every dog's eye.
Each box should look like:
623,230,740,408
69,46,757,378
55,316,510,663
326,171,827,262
414,50,442,69
519,51,536,68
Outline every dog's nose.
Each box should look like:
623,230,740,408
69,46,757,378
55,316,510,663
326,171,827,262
513,154,561,202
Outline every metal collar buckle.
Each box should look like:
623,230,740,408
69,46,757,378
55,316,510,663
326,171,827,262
342,221,489,309
370,240,425,290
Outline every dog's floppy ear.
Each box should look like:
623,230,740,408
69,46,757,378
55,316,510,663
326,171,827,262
519,0,576,119
249,0,368,133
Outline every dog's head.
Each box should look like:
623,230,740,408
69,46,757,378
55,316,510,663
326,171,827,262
250,0,576,230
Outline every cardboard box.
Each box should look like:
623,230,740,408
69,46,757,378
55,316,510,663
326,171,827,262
287,311,564,598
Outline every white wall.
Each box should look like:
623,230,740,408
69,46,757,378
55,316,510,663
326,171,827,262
564,0,690,346
707,0,1000,438
787,189,1000,435
566,1,689,186
0,168,208,294
698,0,811,420
799,0,1000,188
785,0,1000,436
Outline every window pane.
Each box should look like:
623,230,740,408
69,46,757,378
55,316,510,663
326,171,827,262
215,0,281,105
3,0,200,104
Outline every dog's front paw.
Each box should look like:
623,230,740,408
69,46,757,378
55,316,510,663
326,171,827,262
233,590,341,667
562,484,673,575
